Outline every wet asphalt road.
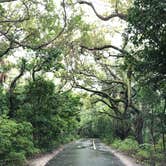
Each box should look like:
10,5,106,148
46,139,125,166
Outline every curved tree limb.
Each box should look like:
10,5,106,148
78,0,127,21
98,110,123,120
80,44,128,55
78,70,127,88
0,0,17,3
8,59,26,118
76,83,125,103
76,83,140,114
100,79,127,87
0,42,14,57
94,98,122,115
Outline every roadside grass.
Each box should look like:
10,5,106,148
104,137,166,166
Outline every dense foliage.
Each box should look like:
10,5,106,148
0,117,38,165
17,79,80,150
0,78,81,165
128,0,166,93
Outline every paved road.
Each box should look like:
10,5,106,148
46,139,125,166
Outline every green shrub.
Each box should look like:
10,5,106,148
153,152,165,161
0,116,39,165
118,138,139,154
102,133,114,144
7,152,26,166
0,87,8,115
112,138,139,154
136,149,151,161
139,143,153,151
156,137,166,152
111,138,165,165
135,143,153,161
112,139,122,149
19,79,81,150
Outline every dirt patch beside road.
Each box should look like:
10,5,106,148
108,146,142,166
27,146,63,166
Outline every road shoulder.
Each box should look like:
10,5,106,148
27,146,63,166
108,146,142,166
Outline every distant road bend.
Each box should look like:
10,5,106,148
46,139,140,166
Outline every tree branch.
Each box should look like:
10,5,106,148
8,59,26,118
78,0,127,21
95,98,121,115
98,110,123,120
0,0,17,3
80,44,128,55
0,42,14,57
76,83,125,103
36,0,67,49
76,83,140,114
100,79,127,87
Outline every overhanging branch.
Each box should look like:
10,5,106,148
76,83,140,114
76,83,125,103
81,44,128,55
36,0,67,49
95,98,121,115
0,0,67,51
8,59,26,118
0,0,17,3
98,110,123,120
78,0,127,21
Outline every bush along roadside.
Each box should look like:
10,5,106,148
0,116,39,166
0,79,81,166
110,138,166,166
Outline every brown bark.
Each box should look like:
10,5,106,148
134,113,144,144
8,59,26,118
162,98,166,152
81,44,128,55
0,0,17,3
78,0,127,21
0,73,7,84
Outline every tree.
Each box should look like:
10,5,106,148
8,59,26,118
59,0,142,140
127,0,166,89
127,0,166,149
17,78,81,149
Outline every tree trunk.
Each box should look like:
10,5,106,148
135,113,144,144
162,98,166,152
114,119,131,140
8,59,26,118
150,109,156,151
